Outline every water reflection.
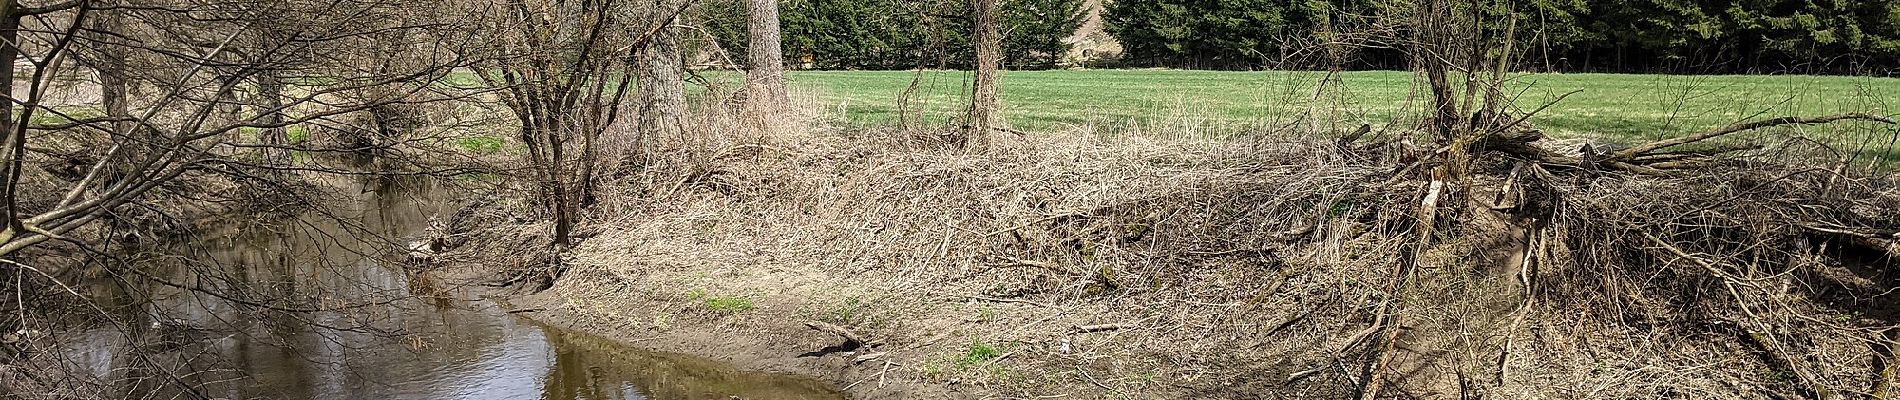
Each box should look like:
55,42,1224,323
541,327,844,400
56,176,842,400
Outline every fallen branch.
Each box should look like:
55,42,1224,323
1631,143,1765,161
1799,224,1900,260
1070,323,1136,334
804,320,877,348
878,360,893,388
1613,113,1896,160
1480,113,1892,175
954,293,1052,308
853,351,887,364
1338,124,1373,146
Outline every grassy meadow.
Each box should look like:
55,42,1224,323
784,69,1900,159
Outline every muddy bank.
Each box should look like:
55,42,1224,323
502,289,938,399
465,131,1380,399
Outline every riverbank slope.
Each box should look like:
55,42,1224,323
462,117,1900,399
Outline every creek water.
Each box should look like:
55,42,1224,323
51,176,842,400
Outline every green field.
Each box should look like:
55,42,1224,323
785,70,1900,156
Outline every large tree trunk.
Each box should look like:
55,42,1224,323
89,9,131,143
968,0,1002,147
745,0,787,116
636,13,686,159
82,5,147,195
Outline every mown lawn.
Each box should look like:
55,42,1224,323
786,69,1900,158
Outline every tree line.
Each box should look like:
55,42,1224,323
1106,0,1900,74
699,0,1083,70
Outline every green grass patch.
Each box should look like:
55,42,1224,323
956,340,1002,368
22,107,105,127
782,70,1900,147
287,125,310,144
686,289,755,313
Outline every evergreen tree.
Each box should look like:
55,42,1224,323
705,0,1083,70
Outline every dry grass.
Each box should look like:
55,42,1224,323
438,80,1900,399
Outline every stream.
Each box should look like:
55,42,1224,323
51,176,842,400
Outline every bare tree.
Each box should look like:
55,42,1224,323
476,0,687,288
967,0,1002,146
744,0,787,116
481,0,621,254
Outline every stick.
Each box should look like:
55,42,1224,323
954,293,1052,308
1495,223,1541,386
1799,224,1900,260
1070,323,1135,334
878,360,892,388
1078,368,1126,398
804,320,874,348
1487,89,1582,136
854,352,888,364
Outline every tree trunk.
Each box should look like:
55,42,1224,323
0,2,25,236
1416,0,1457,144
256,73,290,167
968,0,1002,147
636,13,686,159
88,9,131,143
83,5,145,193
745,0,787,115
